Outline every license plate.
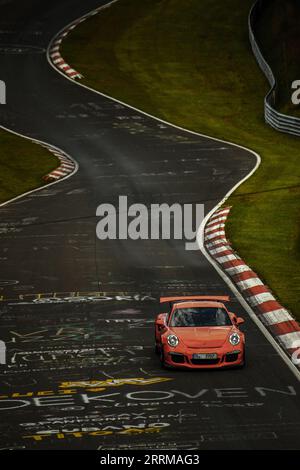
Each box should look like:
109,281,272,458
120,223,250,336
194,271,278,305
193,353,217,360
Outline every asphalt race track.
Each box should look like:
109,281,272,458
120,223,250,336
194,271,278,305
0,0,300,450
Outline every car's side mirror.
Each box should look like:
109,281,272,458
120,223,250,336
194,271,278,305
236,317,245,326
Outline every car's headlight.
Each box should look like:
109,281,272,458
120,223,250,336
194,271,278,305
229,333,240,346
167,335,179,347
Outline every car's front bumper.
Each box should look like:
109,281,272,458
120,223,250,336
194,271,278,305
164,347,244,369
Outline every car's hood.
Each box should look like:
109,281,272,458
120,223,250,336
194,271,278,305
170,326,233,348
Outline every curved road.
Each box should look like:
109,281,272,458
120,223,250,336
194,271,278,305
0,0,299,450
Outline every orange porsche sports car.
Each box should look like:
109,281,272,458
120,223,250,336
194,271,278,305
155,296,245,369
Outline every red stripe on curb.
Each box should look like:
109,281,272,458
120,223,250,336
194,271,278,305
205,226,225,235
256,300,283,314
208,242,229,250
214,249,234,258
287,347,300,357
49,29,82,80
206,234,227,244
209,209,230,221
53,56,63,61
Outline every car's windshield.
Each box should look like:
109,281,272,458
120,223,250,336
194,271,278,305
170,307,231,327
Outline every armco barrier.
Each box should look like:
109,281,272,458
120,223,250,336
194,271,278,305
249,0,300,137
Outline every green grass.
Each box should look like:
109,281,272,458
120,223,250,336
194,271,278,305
255,0,300,117
62,0,300,318
0,129,58,204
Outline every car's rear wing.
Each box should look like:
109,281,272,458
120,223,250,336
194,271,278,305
160,295,230,305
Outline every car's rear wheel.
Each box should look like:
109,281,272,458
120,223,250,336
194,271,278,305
160,347,167,368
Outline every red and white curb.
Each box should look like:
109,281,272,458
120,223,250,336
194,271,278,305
49,34,83,80
48,20,85,80
204,206,300,367
47,2,300,377
42,145,76,182
48,1,118,80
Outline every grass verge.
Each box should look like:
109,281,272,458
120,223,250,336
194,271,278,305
62,0,300,318
0,129,58,204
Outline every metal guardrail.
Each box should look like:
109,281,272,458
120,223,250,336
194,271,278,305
249,0,300,137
